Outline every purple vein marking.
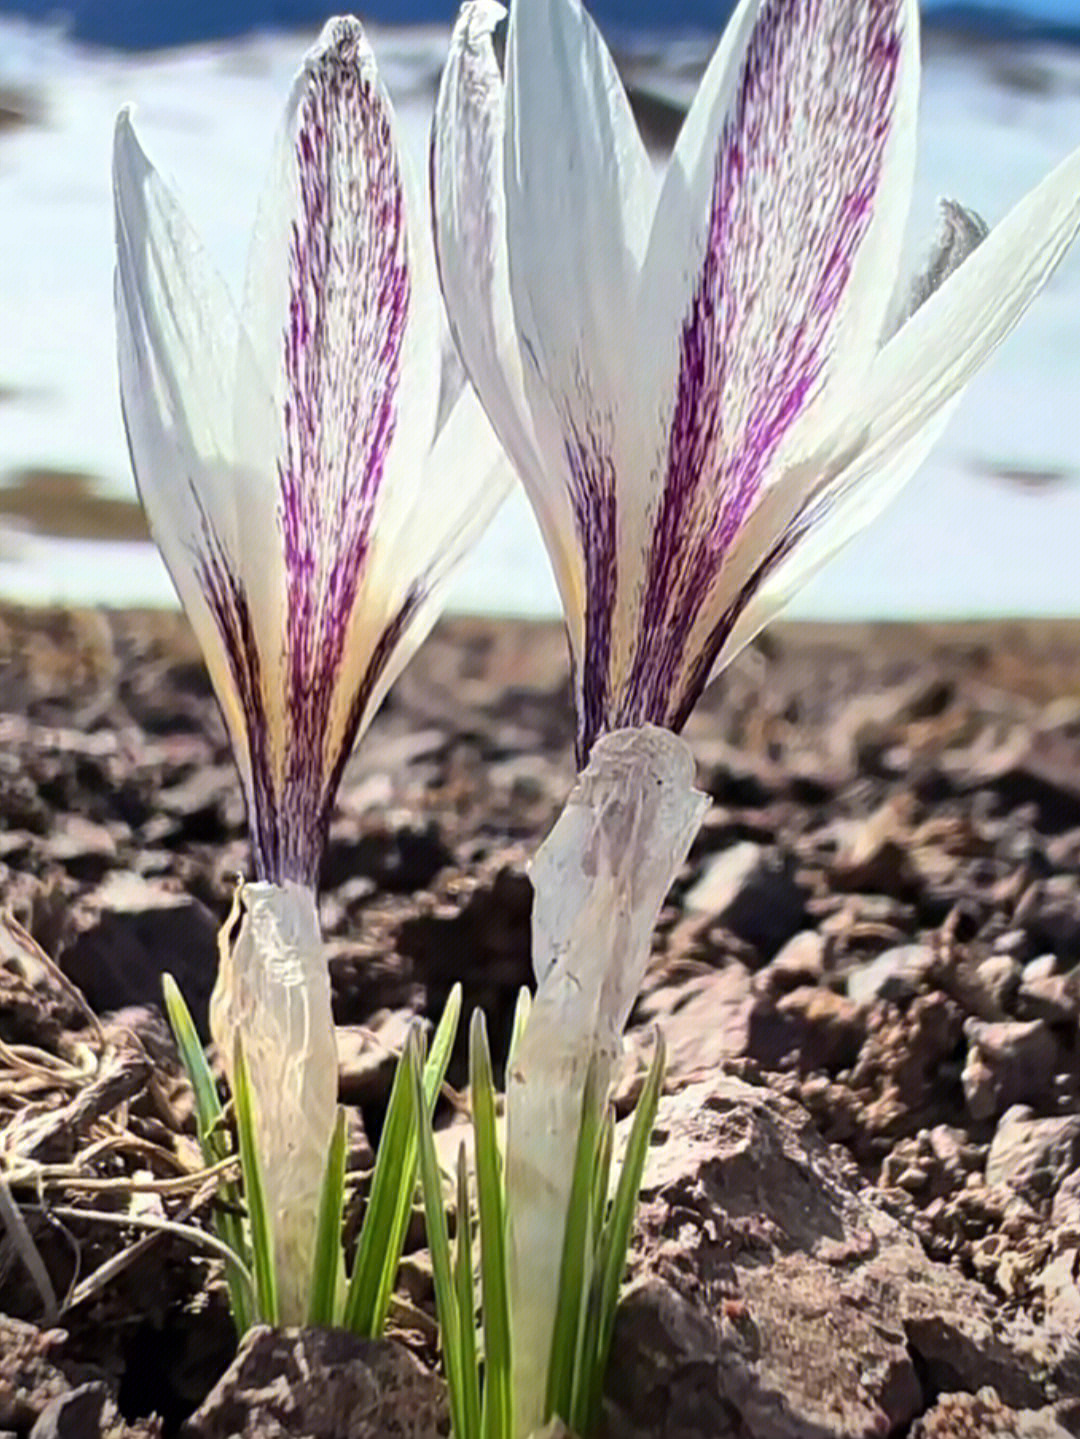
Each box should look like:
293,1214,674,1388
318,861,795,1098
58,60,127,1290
273,24,410,885
190,487,280,880
566,423,617,767
609,0,903,749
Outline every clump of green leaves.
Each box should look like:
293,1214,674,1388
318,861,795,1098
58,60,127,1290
163,973,461,1337
414,997,664,1439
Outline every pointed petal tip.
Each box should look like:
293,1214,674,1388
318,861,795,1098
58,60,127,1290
456,0,507,38
112,105,153,222
112,104,142,174
304,14,373,74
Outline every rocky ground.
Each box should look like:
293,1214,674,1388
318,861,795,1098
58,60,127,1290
2,604,1080,1438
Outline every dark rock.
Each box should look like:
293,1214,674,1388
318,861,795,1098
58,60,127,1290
155,766,233,843
972,731,1080,835
986,1106,1080,1202
29,1382,158,1439
608,1074,1077,1439
962,1018,1061,1121
47,817,118,883
181,1327,447,1439
748,986,865,1074
684,843,808,960
54,874,219,1033
1017,876,1080,957
321,820,453,895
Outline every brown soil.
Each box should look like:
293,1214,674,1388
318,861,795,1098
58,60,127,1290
2,605,1080,1436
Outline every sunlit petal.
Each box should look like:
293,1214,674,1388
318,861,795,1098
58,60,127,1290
701,138,1080,680
117,20,504,887
434,0,585,664
608,0,919,754
113,111,285,856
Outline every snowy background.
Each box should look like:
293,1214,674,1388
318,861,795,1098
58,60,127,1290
1,9,1080,614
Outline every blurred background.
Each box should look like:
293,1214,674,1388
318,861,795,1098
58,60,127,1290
1,0,1079,617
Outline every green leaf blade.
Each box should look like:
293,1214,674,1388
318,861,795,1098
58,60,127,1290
233,1036,279,1326
308,1107,348,1327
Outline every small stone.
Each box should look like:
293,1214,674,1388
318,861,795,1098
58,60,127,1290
832,798,918,897
986,1107,1080,1202
749,986,865,1074
962,1018,1060,1122
971,954,1022,1018
684,842,808,961
912,1390,1074,1438
756,931,827,997
181,1328,447,1438
846,945,933,1006
1023,954,1059,984
1017,973,1077,1025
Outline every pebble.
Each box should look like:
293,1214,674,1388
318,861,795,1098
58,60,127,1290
683,841,808,961
986,1106,1080,1202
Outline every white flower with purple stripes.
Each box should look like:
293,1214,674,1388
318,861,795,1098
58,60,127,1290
117,19,507,889
433,0,1080,765
114,17,509,1320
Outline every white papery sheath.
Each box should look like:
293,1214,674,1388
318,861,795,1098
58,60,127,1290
505,726,707,1435
210,880,337,1324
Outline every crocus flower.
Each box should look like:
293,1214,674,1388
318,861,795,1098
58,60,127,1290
434,0,1080,1425
114,17,508,1319
434,0,1080,766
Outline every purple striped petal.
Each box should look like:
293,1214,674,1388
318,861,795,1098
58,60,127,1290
268,20,413,884
597,0,910,756
565,426,618,762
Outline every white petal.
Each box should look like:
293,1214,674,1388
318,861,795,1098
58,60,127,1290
714,402,959,671
600,0,920,746
240,17,440,485
434,0,585,661
854,137,1080,476
113,110,284,836
237,19,448,883
641,0,919,455
337,383,514,744
504,0,656,459
712,138,1080,673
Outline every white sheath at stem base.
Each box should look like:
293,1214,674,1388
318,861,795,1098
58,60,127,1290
506,725,708,1437
210,879,338,1324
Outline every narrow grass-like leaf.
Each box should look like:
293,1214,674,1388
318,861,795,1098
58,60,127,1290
162,974,222,1138
505,987,531,1086
344,985,463,1336
412,1035,470,1439
307,1107,348,1327
580,1035,666,1434
591,1109,614,1250
544,1055,604,1427
161,973,251,1333
233,1036,279,1325
470,1010,511,1439
454,1143,481,1438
